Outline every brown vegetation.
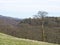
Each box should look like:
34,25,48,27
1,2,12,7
0,15,60,44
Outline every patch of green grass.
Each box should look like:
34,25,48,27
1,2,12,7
0,33,59,45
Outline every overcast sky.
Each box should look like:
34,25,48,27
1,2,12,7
0,0,60,18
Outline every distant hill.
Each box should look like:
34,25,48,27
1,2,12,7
0,15,20,26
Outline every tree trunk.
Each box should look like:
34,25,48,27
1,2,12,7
42,20,45,41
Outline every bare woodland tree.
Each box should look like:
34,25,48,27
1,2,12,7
34,11,48,41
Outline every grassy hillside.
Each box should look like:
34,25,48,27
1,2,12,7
0,33,59,45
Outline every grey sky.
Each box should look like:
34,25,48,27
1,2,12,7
0,0,60,18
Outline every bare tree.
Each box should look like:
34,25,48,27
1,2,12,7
34,11,48,41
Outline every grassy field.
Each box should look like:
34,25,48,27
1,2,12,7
0,33,59,45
